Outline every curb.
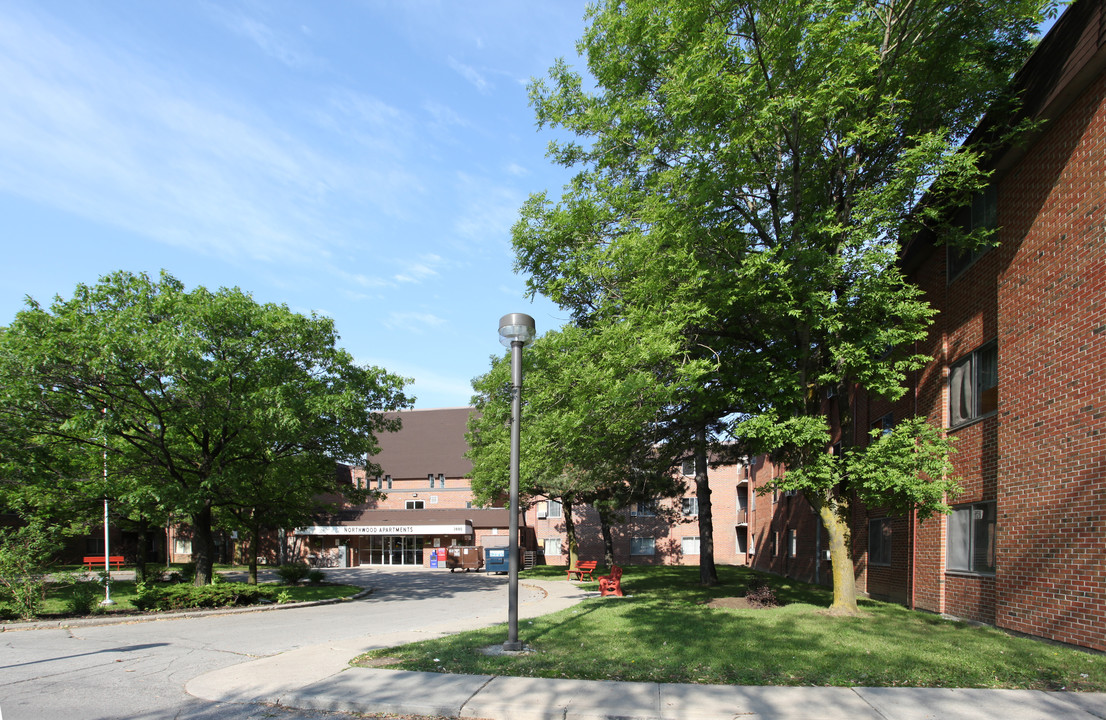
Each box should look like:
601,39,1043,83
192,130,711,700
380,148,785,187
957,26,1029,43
0,587,374,632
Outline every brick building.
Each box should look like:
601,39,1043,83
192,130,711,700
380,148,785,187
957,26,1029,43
844,0,1106,653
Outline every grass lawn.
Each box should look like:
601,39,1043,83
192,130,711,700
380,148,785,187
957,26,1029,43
27,579,362,618
354,565,1106,691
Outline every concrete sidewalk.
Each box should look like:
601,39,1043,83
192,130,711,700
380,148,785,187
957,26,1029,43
186,579,1106,720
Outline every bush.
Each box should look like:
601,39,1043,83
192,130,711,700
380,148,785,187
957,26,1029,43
132,581,276,611
307,569,326,585
142,564,165,583
66,580,102,615
275,563,310,586
178,562,196,584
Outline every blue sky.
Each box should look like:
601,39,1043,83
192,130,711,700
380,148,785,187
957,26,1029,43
0,1,589,409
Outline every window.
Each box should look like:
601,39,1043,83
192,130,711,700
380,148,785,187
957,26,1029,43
631,501,657,517
948,185,997,281
543,538,562,555
428,474,435,488
681,458,695,476
682,497,699,516
681,536,700,555
405,500,425,509
173,538,191,556
630,537,655,555
386,475,392,490
773,531,780,557
437,473,445,489
429,495,439,505
86,537,105,554
788,529,798,558
376,476,383,490
870,412,894,437
949,342,998,428
547,499,563,518
947,502,996,574
869,518,892,566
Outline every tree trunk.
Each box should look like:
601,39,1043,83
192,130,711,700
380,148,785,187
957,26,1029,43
134,524,149,583
695,431,718,587
599,510,615,568
191,501,215,586
562,498,580,570
248,522,260,585
820,500,858,614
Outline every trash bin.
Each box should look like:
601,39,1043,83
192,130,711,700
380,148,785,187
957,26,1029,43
484,546,511,574
446,545,484,572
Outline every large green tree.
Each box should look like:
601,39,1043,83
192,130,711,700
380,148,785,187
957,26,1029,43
467,322,684,570
0,271,410,584
513,0,1051,610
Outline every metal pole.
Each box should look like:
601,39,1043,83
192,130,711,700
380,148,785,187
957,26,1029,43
504,337,524,651
101,444,114,605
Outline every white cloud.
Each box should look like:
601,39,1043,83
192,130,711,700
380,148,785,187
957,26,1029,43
0,8,420,268
393,254,444,284
209,7,321,69
383,311,448,333
448,56,491,94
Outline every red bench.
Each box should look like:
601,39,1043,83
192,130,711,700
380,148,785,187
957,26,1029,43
599,565,624,597
566,560,598,581
83,555,125,571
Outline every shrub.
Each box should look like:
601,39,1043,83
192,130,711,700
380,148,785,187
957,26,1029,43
143,564,165,583
66,580,102,615
307,569,326,585
178,562,196,584
275,563,310,586
133,581,276,611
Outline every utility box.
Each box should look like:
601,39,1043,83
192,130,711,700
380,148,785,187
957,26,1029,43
446,546,484,573
484,546,511,574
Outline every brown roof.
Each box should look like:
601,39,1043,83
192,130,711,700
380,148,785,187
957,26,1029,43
329,507,510,529
370,407,476,480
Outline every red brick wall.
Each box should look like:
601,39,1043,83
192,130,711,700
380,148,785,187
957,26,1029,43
903,66,1106,651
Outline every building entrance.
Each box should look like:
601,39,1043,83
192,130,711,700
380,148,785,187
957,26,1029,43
361,536,424,566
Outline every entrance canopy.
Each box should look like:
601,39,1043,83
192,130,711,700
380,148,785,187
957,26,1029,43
294,523,469,536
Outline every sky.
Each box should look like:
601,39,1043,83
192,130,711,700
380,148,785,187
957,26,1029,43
0,1,591,409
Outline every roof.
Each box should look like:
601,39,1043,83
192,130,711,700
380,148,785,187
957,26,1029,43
370,407,477,480
324,507,510,529
901,0,1106,271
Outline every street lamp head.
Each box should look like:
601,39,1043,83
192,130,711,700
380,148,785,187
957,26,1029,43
498,313,537,347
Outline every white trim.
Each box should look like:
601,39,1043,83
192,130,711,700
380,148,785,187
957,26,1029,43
295,524,469,536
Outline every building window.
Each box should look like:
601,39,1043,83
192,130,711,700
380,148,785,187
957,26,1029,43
376,476,383,490
870,412,894,437
773,531,780,557
437,473,445,489
429,495,439,505
681,458,695,476
547,499,563,518
947,502,996,574
682,497,699,516
630,537,655,555
386,475,392,490
428,473,435,488
405,500,425,509
948,185,997,281
543,538,562,556
173,538,192,556
681,536,700,555
631,501,657,517
949,342,998,428
86,537,106,554
788,529,798,558
869,518,892,566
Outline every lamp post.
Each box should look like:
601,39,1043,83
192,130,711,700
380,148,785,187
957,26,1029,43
498,312,535,652
100,406,114,606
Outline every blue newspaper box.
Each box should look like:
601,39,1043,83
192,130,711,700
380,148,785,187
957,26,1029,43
484,546,510,574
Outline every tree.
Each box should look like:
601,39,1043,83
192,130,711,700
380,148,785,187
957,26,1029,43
467,323,684,570
513,0,1051,609
0,271,410,584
